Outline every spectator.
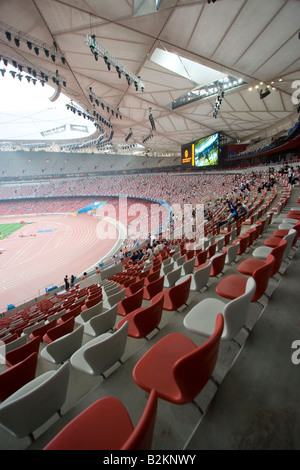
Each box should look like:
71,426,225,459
64,275,69,290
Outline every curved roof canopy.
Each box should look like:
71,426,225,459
0,0,299,154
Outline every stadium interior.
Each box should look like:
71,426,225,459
0,0,300,453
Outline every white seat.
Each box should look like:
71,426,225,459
171,252,180,262
4,335,27,353
163,266,182,288
0,362,70,439
161,261,174,275
40,324,84,364
83,304,118,337
230,228,237,243
103,284,120,299
70,321,128,378
216,236,225,252
75,300,103,325
181,257,195,276
176,261,211,292
162,257,172,266
103,288,126,309
252,229,296,261
225,243,239,265
183,277,256,342
282,218,298,225
175,254,185,268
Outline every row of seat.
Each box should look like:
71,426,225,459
0,183,295,449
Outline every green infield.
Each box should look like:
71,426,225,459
0,223,26,239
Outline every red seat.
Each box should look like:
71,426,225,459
116,294,164,339
209,252,226,277
143,275,164,301
126,279,145,296
0,352,38,402
43,316,75,344
216,254,275,303
207,242,217,259
5,337,41,367
238,241,287,277
145,270,161,285
81,295,102,311
29,319,57,341
232,234,249,255
152,276,191,312
132,315,224,406
44,389,158,450
2,334,18,344
195,249,208,267
273,222,300,246
117,288,144,316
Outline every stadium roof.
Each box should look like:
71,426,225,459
0,0,299,154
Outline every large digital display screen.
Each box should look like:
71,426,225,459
181,132,219,168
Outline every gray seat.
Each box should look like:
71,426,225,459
4,335,27,353
83,304,118,337
163,266,182,288
70,322,128,378
225,243,239,265
40,325,84,364
103,288,126,309
176,261,211,292
75,300,103,325
0,362,70,440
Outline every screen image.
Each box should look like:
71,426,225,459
181,143,194,166
194,132,219,167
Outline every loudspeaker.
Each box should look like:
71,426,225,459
49,84,61,102
260,89,271,100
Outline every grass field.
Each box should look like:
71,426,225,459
0,223,26,239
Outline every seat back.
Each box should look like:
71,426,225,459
195,249,208,267
126,279,145,296
145,269,161,285
223,277,256,340
0,362,70,438
209,252,226,277
162,262,174,275
225,243,239,265
167,276,191,311
4,335,27,354
29,319,57,341
83,322,129,375
143,275,164,301
118,288,144,315
270,239,287,275
42,325,84,364
193,262,211,291
5,336,41,366
216,237,224,252
86,304,118,337
122,389,158,450
207,242,217,259
182,257,195,275
0,352,38,402
133,294,164,338
283,229,297,258
252,254,275,302
173,314,224,403
44,316,75,343
164,266,182,287
106,288,126,307
80,300,103,322
237,234,249,255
